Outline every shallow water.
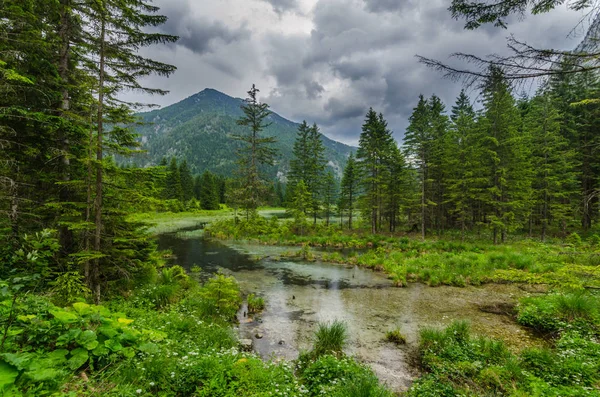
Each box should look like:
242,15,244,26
158,234,542,393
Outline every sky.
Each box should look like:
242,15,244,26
126,0,588,146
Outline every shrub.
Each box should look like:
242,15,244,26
198,274,242,320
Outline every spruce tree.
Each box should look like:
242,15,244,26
357,109,395,233
428,95,450,233
479,66,532,243
199,171,220,210
445,90,483,239
340,153,359,230
404,95,432,239
307,123,327,224
525,92,578,240
384,146,409,232
322,172,338,227
234,85,277,219
179,160,194,202
165,158,183,201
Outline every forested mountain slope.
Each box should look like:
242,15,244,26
128,88,354,179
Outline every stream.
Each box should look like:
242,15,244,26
158,231,541,393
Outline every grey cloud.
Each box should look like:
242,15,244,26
332,59,381,81
324,98,366,122
159,1,251,55
259,0,300,14
363,0,415,13
304,80,325,99
123,0,588,147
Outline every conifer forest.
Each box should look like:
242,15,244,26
1,0,599,396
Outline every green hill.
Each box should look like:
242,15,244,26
126,88,355,179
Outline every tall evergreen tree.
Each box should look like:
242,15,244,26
404,95,432,239
322,172,338,227
479,66,532,243
445,90,483,239
428,95,450,233
340,153,359,230
384,146,409,232
179,160,194,202
165,158,183,201
288,121,326,223
525,92,578,240
234,85,277,218
199,171,220,210
357,109,395,233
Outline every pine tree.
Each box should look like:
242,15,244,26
445,90,483,239
307,123,327,224
193,175,202,201
525,92,578,240
287,180,311,234
165,158,183,201
199,171,220,210
234,85,277,219
340,153,359,230
322,172,338,227
428,95,450,233
179,160,194,202
404,95,432,239
288,121,312,190
384,146,408,232
479,66,532,243
356,109,396,233
288,121,326,223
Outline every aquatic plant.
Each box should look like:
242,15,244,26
385,329,406,345
247,293,265,313
313,320,348,357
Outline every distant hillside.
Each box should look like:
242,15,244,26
126,88,355,179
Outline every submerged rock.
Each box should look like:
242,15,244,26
255,333,263,339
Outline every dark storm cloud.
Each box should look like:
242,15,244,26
363,0,415,13
160,1,251,55
332,59,381,81
259,0,300,14
324,97,366,122
123,0,588,146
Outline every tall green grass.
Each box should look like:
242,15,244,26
313,320,348,357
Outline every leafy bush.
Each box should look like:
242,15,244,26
198,273,242,320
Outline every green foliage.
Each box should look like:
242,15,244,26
199,274,242,320
247,293,265,314
49,272,91,306
0,295,152,394
385,329,406,345
409,311,600,396
298,354,392,396
517,292,599,335
313,320,348,357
